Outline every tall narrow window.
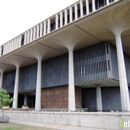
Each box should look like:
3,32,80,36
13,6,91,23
107,60,110,71
21,35,24,46
83,1,86,15
1,46,3,56
67,10,70,23
72,7,75,21
78,4,80,18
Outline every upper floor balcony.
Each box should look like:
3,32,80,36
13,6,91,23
0,0,118,57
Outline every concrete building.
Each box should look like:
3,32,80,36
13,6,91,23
0,0,130,112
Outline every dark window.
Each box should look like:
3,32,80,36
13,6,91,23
67,10,70,23
95,0,106,10
89,3,92,13
109,0,114,3
78,11,80,18
21,35,24,46
107,60,110,71
51,22,56,31
78,4,80,18
83,1,86,15
72,7,75,21
83,6,86,15
1,46,3,56
63,12,65,26
58,19,60,28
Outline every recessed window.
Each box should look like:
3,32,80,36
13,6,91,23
21,35,24,46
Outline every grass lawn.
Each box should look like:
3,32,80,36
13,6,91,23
0,123,55,130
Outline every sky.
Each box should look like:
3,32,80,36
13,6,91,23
0,0,77,45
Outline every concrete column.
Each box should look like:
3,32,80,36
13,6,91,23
8,41,11,53
44,20,46,35
27,30,30,43
92,0,96,12
4,43,7,54
24,32,27,44
106,0,109,5
12,39,14,50
6,42,9,54
75,3,78,20
69,6,72,23
60,11,63,27
68,48,76,111
33,27,36,40
24,95,27,105
10,40,13,51
18,35,21,47
40,22,43,37
12,65,20,108
64,9,67,25
86,0,89,15
80,0,83,17
35,57,42,111
0,71,4,88
5,43,8,54
47,19,50,34
11,40,13,51
16,37,19,48
115,35,130,111
3,43,6,55
55,14,58,30
37,24,39,39
96,85,102,111
16,37,18,48
14,38,16,50
6,43,8,53
30,29,33,42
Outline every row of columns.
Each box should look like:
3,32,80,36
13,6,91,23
1,35,21,56
0,34,129,111
1,0,114,56
23,0,100,45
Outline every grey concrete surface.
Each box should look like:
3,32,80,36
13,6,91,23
10,119,106,130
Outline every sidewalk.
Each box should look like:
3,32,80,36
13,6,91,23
10,120,103,130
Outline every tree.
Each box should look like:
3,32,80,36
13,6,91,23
0,88,13,107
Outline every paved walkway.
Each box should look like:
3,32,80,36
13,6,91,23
10,120,103,130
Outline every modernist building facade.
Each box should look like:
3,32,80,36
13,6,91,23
0,0,130,112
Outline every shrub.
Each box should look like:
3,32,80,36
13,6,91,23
0,88,13,108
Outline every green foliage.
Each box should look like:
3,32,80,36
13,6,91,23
0,88,13,108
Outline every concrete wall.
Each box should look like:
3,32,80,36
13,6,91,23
82,87,122,111
2,111,130,130
41,86,82,108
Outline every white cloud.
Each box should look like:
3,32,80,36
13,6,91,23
0,0,77,45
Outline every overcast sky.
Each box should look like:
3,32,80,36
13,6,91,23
0,0,77,45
